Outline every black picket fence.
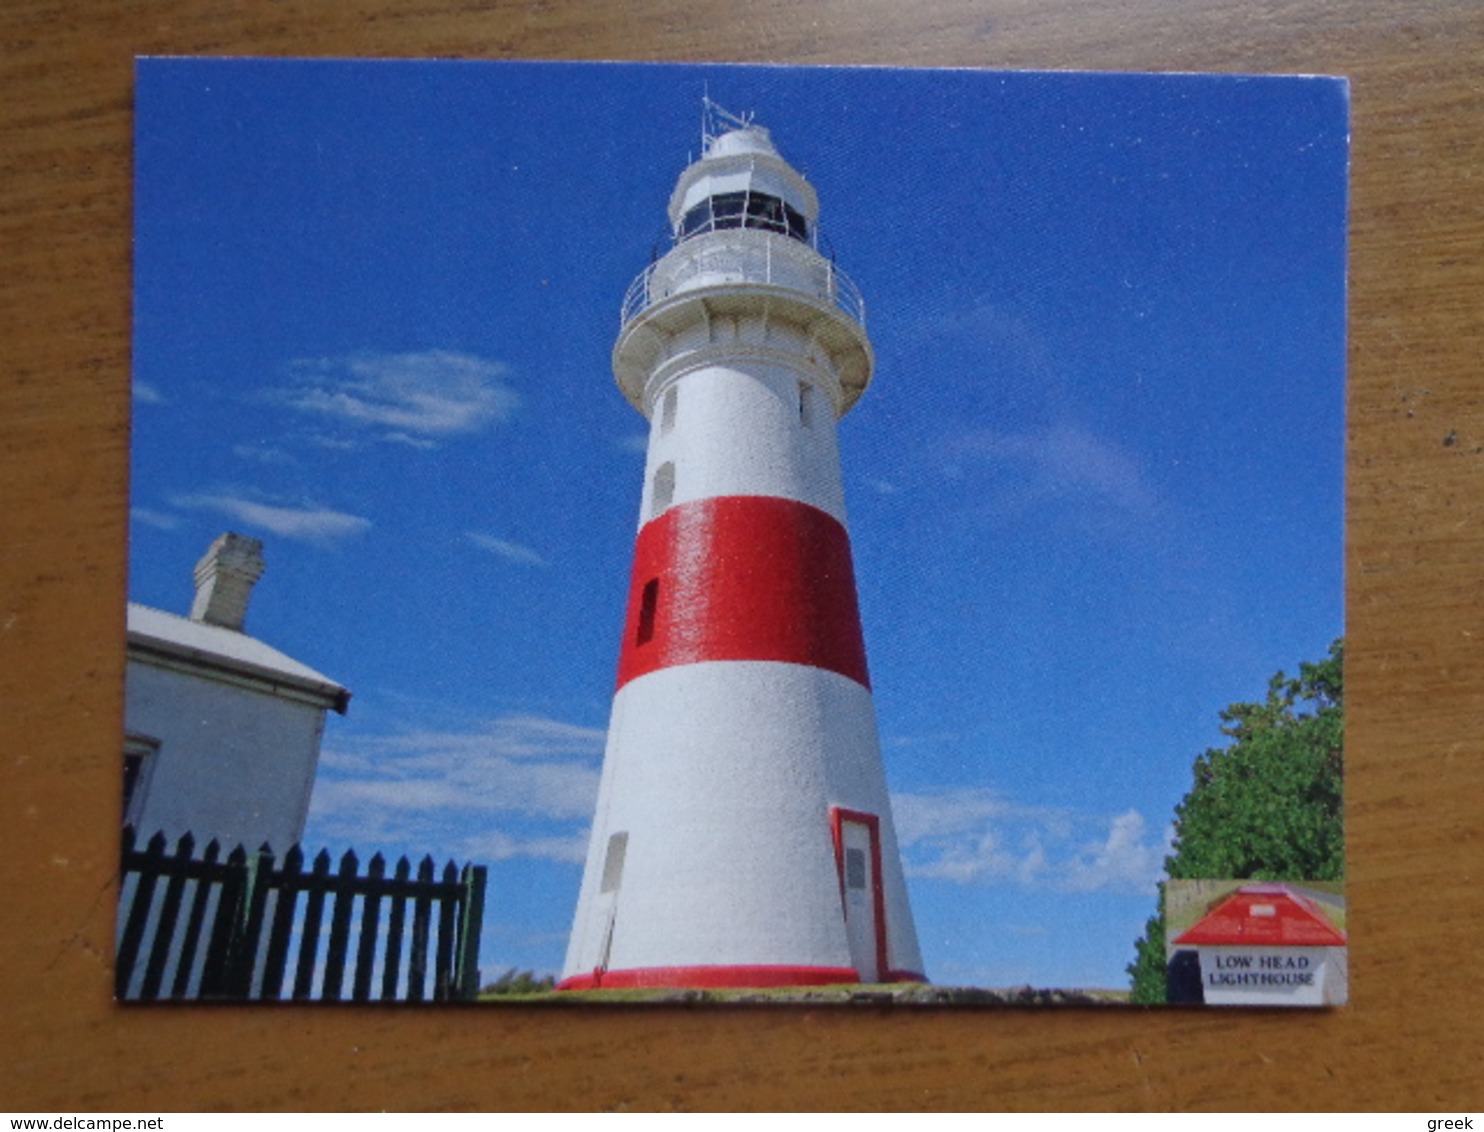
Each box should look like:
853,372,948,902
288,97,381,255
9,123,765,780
116,826,486,1002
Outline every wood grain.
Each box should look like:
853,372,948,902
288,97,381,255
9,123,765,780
3,0,1482,1111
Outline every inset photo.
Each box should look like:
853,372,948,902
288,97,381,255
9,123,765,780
1162,880,1347,1007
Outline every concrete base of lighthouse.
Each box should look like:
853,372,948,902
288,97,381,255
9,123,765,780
559,660,925,990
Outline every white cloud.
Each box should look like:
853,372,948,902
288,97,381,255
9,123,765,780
171,492,371,545
615,433,649,455
308,712,607,864
277,350,518,444
892,787,1164,895
305,433,359,452
466,532,547,567
457,829,591,865
943,421,1160,532
893,786,1024,844
913,296,1163,534
908,827,1049,886
912,298,1058,386
133,380,165,405
130,507,180,530
1061,809,1171,894
231,443,297,465
382,432,440,450
322,712,607,766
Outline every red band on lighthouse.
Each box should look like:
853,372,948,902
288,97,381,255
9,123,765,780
616,494,871,690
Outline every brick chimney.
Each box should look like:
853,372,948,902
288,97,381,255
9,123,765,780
190,532,265,631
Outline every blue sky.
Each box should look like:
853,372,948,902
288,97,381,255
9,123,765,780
130,59,1347,990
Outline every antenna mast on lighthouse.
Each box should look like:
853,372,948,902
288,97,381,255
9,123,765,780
559,109,924,991
700,93,754,150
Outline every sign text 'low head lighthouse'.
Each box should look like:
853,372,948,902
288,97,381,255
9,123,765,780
560,104,925,990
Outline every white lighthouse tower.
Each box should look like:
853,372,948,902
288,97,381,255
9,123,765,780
559,104,924,990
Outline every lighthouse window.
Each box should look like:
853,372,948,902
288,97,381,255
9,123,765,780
660,386,678,433
747,193,788,230
678,191,809,243
711,192,746,227
650,460,675,517
600,832,628,894
845,848,867,890
798,382,814,427
637,578,659,645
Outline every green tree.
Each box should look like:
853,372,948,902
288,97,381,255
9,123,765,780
1127,640,1344,1002
1126,887,1168,1005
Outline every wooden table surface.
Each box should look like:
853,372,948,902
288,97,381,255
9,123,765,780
3,0,1482,1112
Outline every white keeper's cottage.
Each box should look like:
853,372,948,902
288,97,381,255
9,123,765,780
124,532,349,852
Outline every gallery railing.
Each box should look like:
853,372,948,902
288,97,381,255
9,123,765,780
621,235,867,330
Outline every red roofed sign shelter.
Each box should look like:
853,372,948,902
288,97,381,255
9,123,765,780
1172,884,1348,1006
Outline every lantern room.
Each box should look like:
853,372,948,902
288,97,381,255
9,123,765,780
666,120,819,247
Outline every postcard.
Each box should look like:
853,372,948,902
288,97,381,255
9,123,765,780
121,58,1347,1005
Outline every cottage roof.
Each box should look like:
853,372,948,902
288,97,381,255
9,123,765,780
127,602,351,714
1173,883,1346,948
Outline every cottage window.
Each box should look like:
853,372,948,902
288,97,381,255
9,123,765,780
122,732,161,826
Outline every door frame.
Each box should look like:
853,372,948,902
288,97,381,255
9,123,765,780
829,806,889,984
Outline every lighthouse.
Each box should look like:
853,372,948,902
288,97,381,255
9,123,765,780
559,105,924,990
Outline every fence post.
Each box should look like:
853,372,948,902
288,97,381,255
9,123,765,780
226,843,276,997
407,855,435,1002
434,861,458,1002
114,826,160,999
352,853,386,1002
292,848,333,1000
381,856,411,1000
199,843,249,998
171,838,221,998
320,848,359,1001
139,831,196,1001
455,863,487,1001
260,844,303,1000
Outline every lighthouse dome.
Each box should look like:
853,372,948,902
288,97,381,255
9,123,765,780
707,125,777,159
667,122,819,244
